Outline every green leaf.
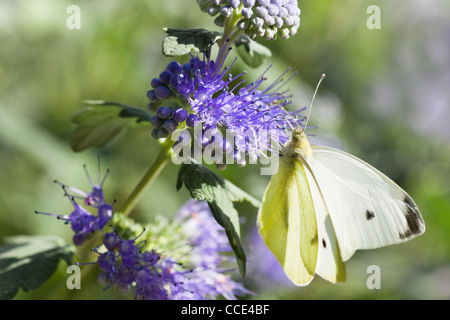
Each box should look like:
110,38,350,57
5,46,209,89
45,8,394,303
70,101,152,152
176,164,261,277
235,34,272,68
196,0,211,12
162,28,222,57
0,235,75,300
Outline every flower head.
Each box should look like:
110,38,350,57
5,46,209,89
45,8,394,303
148,44,305,167
189,63,305,155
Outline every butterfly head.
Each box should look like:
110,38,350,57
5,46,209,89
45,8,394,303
286,126,312,161
291,126,307,143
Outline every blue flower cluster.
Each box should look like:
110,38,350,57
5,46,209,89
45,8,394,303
87,200,251,300
148,43,303,164
197,0,301,40
147,44,232,106
147,48,231,140
92,230,172,299
172,199,252,299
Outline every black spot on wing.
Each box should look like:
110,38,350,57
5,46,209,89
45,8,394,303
365,210,375,220
399,195,424,240
322,238,327,248
398,230,412,240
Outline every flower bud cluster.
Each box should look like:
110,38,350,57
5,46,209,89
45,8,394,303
147,61,194,103
150,106,189,139
196,0,301,40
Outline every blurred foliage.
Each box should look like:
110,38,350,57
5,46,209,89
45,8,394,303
0,0,449,300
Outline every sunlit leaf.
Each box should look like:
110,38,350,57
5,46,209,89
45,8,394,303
162,28,221,57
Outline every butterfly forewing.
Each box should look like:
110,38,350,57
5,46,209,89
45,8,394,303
308,145,425,261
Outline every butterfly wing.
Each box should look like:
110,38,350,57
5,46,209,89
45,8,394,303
304,167,346,283
308,145,425,261
257,158,319,286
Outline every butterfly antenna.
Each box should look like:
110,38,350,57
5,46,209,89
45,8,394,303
263,112,295,131
304,73,326,130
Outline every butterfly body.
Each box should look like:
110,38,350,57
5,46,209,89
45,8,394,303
257,126,425,285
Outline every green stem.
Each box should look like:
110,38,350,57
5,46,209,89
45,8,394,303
223,9,242,43
216,10,243,63
119,139,173,216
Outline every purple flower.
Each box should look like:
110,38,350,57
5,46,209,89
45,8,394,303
81,200,251,300
149,43,304,165
171,199,252,300
187,54,303,160
90,230,168,298
35,163,114,246
175,200,232,269
191,64,304,153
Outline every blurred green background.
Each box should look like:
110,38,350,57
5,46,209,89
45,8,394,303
1,0,449,300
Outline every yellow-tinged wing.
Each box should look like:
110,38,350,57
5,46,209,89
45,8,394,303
257,158,319,286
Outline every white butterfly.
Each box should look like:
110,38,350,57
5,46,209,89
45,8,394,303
257,75,425,285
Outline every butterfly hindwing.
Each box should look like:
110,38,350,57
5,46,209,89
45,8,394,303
304,167,346,283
